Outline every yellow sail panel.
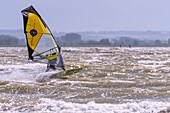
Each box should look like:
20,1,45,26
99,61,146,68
26,13,49,34
26,13,51,50
26,33,42,50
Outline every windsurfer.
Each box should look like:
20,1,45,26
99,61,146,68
46,58,57,72
21,5,65,72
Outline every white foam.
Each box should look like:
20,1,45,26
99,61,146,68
0,98,169,113
0,63,47,82
35,70,63,82
25,99,170,113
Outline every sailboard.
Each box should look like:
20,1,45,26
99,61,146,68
21,5,65,71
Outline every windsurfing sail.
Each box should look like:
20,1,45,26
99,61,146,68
21,5,65,70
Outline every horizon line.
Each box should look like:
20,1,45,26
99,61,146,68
1,29,170,33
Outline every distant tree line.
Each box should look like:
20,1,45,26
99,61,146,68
0,35,25,47
112,37,168,47
56,33,112,47
56,33,170,47
1,33,170,47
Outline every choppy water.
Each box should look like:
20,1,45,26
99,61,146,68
0,47,170,113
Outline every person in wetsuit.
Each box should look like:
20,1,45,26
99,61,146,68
45,58,57,72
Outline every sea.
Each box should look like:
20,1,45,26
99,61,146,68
0,47,170,113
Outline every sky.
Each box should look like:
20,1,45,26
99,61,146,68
1,0,170,32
